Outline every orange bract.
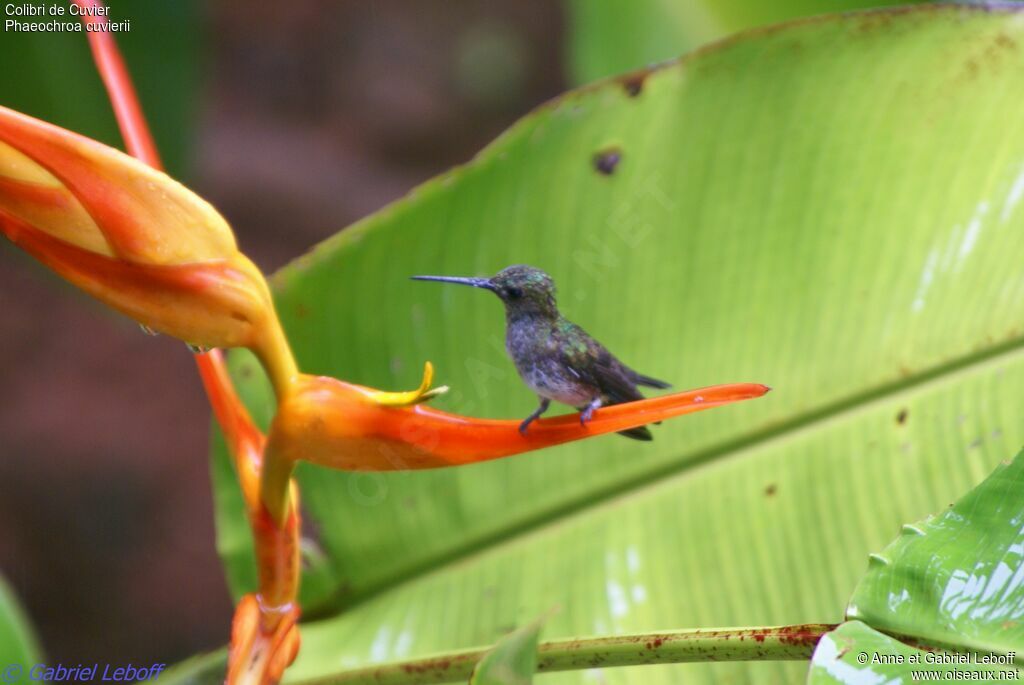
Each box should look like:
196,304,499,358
0,105,273,351
269,376,771,470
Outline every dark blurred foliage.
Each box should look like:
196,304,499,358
0,0,565,666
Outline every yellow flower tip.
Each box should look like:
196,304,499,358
420,360,434,390
421,385,450,402
368,361,448,407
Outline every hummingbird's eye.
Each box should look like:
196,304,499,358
506,287,523,299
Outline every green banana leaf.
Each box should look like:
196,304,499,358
847,448,1024,658
807,621,1013,684
564,0,926,83
208,5,1024,683
0,577,41,677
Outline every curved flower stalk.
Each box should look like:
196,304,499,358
0,4,774,683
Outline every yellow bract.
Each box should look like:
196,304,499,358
0,139,108,256
366,361,450,407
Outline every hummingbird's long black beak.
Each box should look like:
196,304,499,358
411,275,496,291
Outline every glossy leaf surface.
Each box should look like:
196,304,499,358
848,448,1024,657
207,6,1024,683
807,621,1015,684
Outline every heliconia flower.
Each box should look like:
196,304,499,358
0,105,277,354
266,371,769,471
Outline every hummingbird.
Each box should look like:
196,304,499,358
412,265,671,440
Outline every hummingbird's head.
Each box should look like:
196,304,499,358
488,265,557,314
411,264,558,316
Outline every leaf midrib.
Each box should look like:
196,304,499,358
305,333,1024,623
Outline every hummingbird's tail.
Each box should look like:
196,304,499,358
617,425,654,441
604,375,664,440
631,371,671,389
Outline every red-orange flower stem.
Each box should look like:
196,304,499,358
73,0,160,167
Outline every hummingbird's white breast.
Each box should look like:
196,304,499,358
506,319,597,408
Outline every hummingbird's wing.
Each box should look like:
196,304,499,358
554,322,645,405
553,321,657,441
592,354,647,405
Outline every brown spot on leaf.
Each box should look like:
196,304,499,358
764,483,777,497
619,70,649,97
593,147,622,175
853,11,894,34
896,408,908,425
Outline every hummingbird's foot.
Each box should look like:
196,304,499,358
519,397,551,436
580,398,603,426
